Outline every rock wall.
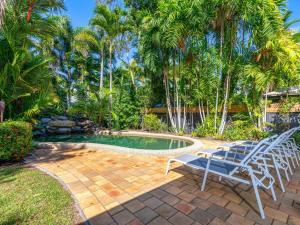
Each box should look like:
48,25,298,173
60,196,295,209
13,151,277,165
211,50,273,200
33,116,94,136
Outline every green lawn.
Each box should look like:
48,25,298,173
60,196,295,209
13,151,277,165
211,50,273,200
0,165,79,225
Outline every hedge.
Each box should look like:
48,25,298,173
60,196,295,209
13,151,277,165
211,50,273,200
0,121,32,162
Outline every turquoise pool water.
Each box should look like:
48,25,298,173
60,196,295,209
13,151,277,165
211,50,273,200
35,134,193,150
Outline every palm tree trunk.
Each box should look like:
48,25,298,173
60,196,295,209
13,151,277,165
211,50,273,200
214,20,224,130
109,41,113,131
0,0,7,26
0,99,5,122
163,63,176,131
100,48,104,91
67,69,72,109
219,75,230,134
263,85,269,124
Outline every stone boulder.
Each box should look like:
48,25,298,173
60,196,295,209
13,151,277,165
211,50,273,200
57,128,72,134
41,118,52,124
49,120,75,128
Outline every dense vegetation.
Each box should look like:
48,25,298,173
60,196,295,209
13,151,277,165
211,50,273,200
0,0,299,139
0,121,32,161
0,166,78,225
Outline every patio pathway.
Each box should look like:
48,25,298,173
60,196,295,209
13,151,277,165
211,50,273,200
26,139,300,225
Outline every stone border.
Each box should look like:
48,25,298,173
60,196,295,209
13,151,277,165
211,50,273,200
35,131,203,155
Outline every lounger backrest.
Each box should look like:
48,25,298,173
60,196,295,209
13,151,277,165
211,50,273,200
234,127,296,169
247,127,297,164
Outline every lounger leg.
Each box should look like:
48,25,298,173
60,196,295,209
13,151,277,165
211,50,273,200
270,186,277,201
272,155,285,192
165,159,172,175
249,170,265,219
201,159,211,191
283,150,293,175
284,168,290,182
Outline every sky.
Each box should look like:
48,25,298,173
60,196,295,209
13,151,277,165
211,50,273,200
63,0,300,29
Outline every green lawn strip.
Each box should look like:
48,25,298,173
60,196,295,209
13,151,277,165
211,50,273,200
0,165,77,225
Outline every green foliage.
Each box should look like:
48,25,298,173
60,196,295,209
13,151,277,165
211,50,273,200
193,116,218,137
293,132,300,145
143,114,167,132
223,120,268,141
194,116,268,141
0,121,32,162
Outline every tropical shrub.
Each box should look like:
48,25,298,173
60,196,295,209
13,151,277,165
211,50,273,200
293,132,300,145
0,121,32,162
193,116,218,137
143,114,167,132
223,120,268,141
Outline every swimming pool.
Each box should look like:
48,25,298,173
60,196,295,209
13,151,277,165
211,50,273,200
35,133,193,150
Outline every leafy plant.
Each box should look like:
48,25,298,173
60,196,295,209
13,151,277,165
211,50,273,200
0,121,32,162
223,120,268,141
143,114,167,132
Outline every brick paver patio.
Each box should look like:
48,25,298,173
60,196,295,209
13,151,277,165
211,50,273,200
26,139,300,225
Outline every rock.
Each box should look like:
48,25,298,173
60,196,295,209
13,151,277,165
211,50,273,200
57,128,71,134
77,120,93,127
41,118,52,123
71,126,83,132
49,120,75,128
57,116,68,121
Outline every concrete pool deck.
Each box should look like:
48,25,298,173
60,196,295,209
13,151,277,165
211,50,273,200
26,138,300,225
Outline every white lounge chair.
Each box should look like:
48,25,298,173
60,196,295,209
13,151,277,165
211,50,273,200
166,138,275,219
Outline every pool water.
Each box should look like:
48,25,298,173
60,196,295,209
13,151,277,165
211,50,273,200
35,134,193,150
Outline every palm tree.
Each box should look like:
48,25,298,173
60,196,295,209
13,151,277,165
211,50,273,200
74,27,107,93
90,4,127,131
0,0,7,26
0,0,65,119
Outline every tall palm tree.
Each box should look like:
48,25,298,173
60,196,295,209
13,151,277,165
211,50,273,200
90,4,127,130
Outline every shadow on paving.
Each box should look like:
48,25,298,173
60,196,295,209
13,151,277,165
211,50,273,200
83,166,300,225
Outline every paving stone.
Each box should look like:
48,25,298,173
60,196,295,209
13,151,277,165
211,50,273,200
137,193,153,202
166,186,183,195
124,199,145,213
112,209,135,225
135,207,158,224
178,191,196,202
162,195,181,206
151,189,169,198
168,212,194,225
208,196,229,207
207,204,232,221
155,203,177,219
144,197,164,209
225,202,248,216
108,205,124,216
264,206,288,223
190,197,212,210
174,201,195,215
127,218,144,225
209,217,229,225
226,213,254,225
279,203,300,219
245,210,272,225
288,216,300,225
189,208,215,225
223,192,242,204
148,216,173,225
88,212,115,225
